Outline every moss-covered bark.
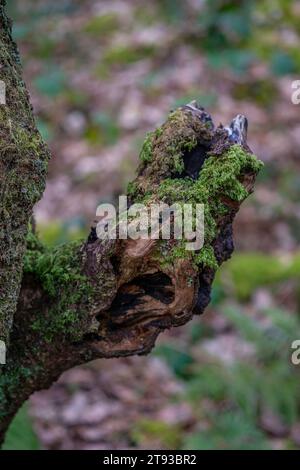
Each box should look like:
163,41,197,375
0,1,50,345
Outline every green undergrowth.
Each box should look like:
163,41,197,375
37,220,87,247
96,43,157,78
83,13,119,36
186,306,300,449
131,419,182,449
217,251,300,301
154,303,300,449
186,254,300,448
103,44,156,67
2,403,40,450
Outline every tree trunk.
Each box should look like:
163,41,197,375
0,0,50,346
0,1,262,443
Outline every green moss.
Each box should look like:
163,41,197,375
2,124,48,219
127,181,138,198
194,246,218,270
162,110,200,176
155,145,262,269
0,365,36,420
139,127,166,164
154,146,260,268
126,104,262,270
23,235,94,342
26,240,86,297
13,126,43,153
172,152,184,173
160,240,191,267
139,131,154,163
134,109,212,200
0,5,51,345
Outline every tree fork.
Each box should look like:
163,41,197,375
0,2,263,444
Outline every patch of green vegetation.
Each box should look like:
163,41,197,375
172,152,184,174
84,112,120,147
37,220,86,247
233,79,278,107
132,419,182,449
155,303,300,450
160,241,190,268
184,410,270,450
24,237,82,297
194,246,218,270
0,16,50,344
154,344,194,379
83,13,119,36
127,181,139,198
139,131,154,163
218,252,300,301
23,234,93,342
270,51,297,76
34,37,57,59
3,403,40,450
34,67,66,98
138,127,164,164
102,44,156,67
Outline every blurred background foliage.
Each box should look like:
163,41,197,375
3,0,300,450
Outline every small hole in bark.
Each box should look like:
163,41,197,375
176,143,212,180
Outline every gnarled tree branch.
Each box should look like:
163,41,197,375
0,2,262,444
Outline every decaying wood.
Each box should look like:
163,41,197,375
0,1,262,444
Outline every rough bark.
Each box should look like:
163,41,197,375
0,0,50,345
0,2,262,444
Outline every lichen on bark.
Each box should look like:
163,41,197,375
0,1,50,344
